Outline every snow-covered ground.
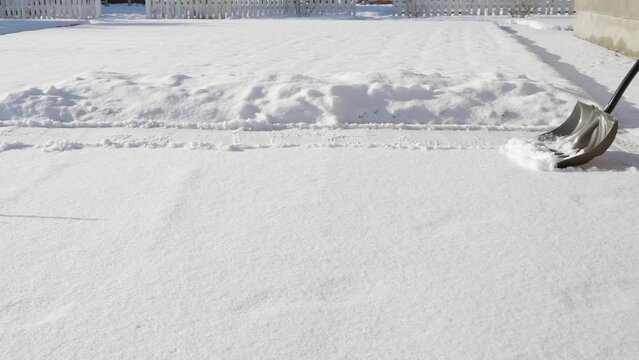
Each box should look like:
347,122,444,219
0,17,587,130
499,15,574,31
2,9,639,359
0,19,84,35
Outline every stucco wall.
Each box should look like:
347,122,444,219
574,0,639,57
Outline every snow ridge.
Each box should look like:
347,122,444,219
0,141,30,152
0,71,577,130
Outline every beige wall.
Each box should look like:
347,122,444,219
574,0,639,57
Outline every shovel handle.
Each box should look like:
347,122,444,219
604,58,639,114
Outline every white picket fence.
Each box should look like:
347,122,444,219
145,0,356,19
0,0,101,18
394,0,574,17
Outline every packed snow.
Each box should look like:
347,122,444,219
0,70,578,130
2,7,639,360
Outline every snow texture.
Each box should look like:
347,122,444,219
2,139,639,360
0,19,83,35
499,16,575,31
0,141,29,152
0,19,585,131
501,137,558,171
2,10,639,360
0,71,577,130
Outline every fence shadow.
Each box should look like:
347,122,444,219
90,21,186,28
499,25,639,129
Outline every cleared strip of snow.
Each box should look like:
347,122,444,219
3,126,638,172
0,127,500,153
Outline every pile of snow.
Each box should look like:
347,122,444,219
0,71,577,130
0,20,586,131
501,138,558,170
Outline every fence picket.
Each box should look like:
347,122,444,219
496,0,504,15
0,0,99,18
463,0,470,16
559,0,570,15
395,0,572,17
434,0,442,16
144,0,354,18
0,0,574,19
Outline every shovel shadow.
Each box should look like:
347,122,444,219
499,26,639,129
579,151,639,171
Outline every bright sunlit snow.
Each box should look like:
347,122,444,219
500,138,559,171
2,6,639,360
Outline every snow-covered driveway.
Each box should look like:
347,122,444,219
1,18,585,129
2,14,639,359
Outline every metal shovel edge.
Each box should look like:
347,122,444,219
539,58,639,168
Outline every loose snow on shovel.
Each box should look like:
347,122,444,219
501,138,558,171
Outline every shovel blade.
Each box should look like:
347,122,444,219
539,102,618,168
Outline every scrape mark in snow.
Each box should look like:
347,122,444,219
0,141,30,152
10,131,500,154
229,291,274,313
0,298,75,330
308,276,357,302
17,137,491,153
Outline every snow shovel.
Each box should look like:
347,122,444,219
539,58,639,168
